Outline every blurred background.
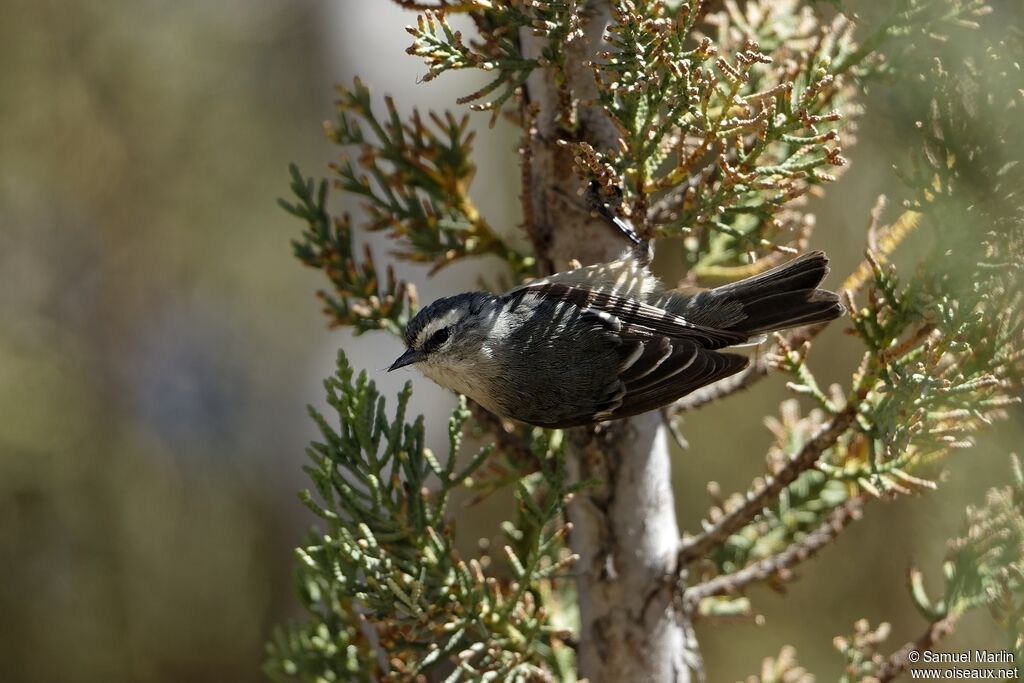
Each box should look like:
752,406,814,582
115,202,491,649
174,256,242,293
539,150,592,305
1,2,1020,682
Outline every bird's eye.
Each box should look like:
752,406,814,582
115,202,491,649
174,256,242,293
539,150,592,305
425,328,450,351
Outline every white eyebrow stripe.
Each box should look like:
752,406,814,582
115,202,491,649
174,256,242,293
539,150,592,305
414,309,463,347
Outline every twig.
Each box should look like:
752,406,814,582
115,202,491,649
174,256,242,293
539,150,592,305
843,208,922,296
677,396,862,564
880,323,937,365
876,614,960,682
647,170,710,225
680,497,865,612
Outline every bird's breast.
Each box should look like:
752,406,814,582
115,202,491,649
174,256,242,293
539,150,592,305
418,357,508,417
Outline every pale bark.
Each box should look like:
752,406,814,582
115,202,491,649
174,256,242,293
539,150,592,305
567,414,698,682
520,3,697,681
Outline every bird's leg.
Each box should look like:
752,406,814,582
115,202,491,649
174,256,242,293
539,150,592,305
584,181,653,265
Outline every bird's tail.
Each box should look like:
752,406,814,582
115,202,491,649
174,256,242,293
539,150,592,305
665,251,845,337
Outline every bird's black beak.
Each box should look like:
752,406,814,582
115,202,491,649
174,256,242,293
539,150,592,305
388,348,423,372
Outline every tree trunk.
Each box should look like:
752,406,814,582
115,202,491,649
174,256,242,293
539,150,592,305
520,4,698,681
567,414,697,682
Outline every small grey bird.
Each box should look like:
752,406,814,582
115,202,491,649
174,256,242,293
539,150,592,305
387,244,845,429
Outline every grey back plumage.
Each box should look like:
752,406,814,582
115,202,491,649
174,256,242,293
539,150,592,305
393,250,844,428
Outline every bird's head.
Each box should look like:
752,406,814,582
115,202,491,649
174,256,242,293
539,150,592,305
388,293,497,377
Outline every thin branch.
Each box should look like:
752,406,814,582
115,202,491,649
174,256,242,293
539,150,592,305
876,614,960,682
647,170,713,225
677,396,862,565
879,323,937,365
680,497,865,612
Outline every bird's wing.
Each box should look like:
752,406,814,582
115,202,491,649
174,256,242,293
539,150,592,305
529,315,748,427
504,284,749,427
513,282,748,349
597,333,748,422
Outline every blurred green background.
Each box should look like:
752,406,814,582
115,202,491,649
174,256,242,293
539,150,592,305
1,2,1020,682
